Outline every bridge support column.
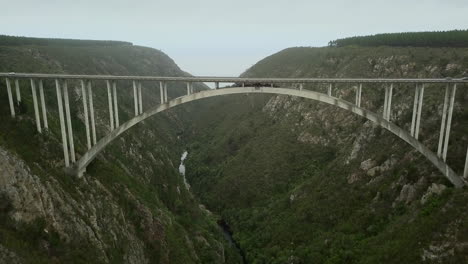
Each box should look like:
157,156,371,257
415,84,425,139
186,82,191,95
138,82,143,114
383,84,393,120
299,84,303,91
242,83,245,88
437,85,450,158
106,80,115,130
356,83,362,107
39,80,48,130
15,79,21,105
411,84,424,139
55,79,70,167
112,81,119,127
464,146,468,180
215,82,219,89
159,82,164,103
132,81,138,116
164,82,168,102
63,81,76,163
80,80,92,150
88,81,97,145
328,84,332,96
30,79,42,133
440,84,456,161
190,82,194,94
5,78,15,118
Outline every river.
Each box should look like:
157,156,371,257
178,151,247,264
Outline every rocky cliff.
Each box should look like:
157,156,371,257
184,46,468,263
0,36,243,264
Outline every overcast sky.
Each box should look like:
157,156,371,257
2,0,468,77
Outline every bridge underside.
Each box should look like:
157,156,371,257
70,87,466,188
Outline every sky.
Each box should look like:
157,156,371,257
1,0,468,77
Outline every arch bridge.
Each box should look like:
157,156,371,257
1,73,468,187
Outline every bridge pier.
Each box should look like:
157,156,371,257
63,81,76,163
355,83,362,107
14,79,21,105
5,78,15,118
411,84,424,139
328,83,332,96
440,84,456,161
30,79,42,133
383,84,393,121
159,82,164,103
80,80,92,150
55,80,70,167
106,80,115,130
464,146,468,180
138,82,143,114
38,80,48,130
186,82,191,95
112,81,119,127
133,81,138,116
299,84,303,91
164,82,168,102
88,81,97,145
190,82,194,94
215,82,219,89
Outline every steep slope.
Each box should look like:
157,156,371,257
0,37,243,263
184,46,468,263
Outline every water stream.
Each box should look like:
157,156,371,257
178,150,247,263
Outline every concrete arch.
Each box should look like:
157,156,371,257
70,87,465,187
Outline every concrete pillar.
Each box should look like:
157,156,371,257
132,81,138,116
356,83,362,107
112,81,119,127
39,80,48,130
242,82,245,88
164,82,168,102
386,83,393,120
299,84,303,91
437,85,450,157
55,79,70,167
30,79,42,133
159,82,164,104
63,81,75,163
15,79,21,105
464,146,468,179
80,80,92,150
138,82,143,114
442,84,456,161
106,80,114,130
410,84,420,137
190,82,194,94
415,84,425,140
186,82,190,95
87,81,97,145
383,86,389,119
5,78,15,118
215,82,219,89
328,84,332,96
271,83,274,88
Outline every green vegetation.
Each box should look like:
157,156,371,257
182,45,468,263
0,35,132,47
0,37,241,263
329,30,468,48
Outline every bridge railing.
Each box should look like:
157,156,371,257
1,72,467,185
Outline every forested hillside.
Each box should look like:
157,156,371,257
329,30,468,48
0,36,243,264
184,45,468,263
